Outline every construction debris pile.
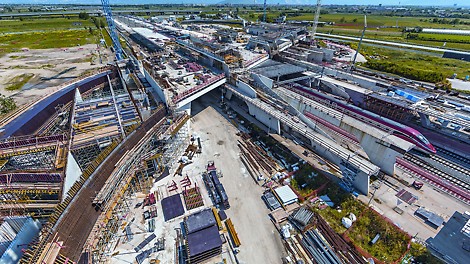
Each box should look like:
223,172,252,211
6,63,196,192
237,132,280,184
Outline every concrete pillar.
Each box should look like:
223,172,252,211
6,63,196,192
353,172,370,195
419,112,431,127
340,124,405,175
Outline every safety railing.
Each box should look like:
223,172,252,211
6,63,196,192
172,74,225,104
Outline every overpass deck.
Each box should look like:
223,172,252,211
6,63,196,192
227,85,379,176
176,39,225,62
278,86,414,152
319,76,373,95
412,105,470,129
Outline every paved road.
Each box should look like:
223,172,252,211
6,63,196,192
315,33,470,55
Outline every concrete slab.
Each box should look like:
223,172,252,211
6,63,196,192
190,96,286,263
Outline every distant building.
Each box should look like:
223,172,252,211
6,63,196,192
275,16,286,24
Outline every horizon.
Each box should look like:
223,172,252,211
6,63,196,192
0,1,469,8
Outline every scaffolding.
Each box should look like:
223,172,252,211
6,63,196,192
70,76,141,168
364,93,415,122
81,112,189,263
0,134,68,217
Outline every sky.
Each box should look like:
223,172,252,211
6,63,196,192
0,0,468,6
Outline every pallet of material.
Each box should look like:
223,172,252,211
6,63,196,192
182,187,204,210
212,207,223,230
186,225,222,264
270,208,289,223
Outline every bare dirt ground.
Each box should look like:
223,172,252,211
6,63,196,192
0,44,112,106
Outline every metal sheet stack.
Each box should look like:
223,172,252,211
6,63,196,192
289,207,314,230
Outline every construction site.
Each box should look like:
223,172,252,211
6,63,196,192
1,1,470,264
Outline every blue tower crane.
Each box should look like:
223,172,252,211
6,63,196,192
263,0,267,23
101,0,123,60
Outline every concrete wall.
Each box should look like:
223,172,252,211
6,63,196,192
63,152,82,200
280,96,337,140
246,55,269,69
341,122,403,175
251,73,273,89
345,88,367,107
143,68,167,105
236,80,257,98
199,56,214,67
338,72,377,91
246,102,281,134
296,132,370,194
284,95,405,176
320,79,350,99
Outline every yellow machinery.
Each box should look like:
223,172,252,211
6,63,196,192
212,207,223,230
226,218,241,247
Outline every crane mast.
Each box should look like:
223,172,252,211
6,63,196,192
263,0,267,22
351,15,367,71
101,0,124,60
311,0,322,40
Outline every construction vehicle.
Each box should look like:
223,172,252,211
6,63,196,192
412,181,424,190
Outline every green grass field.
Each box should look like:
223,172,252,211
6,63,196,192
239,11,470,50
289,13,470,29
347,209,410,263
357,44,470,84
0,16,112,57
0,30,98,55
317,28,470,50
317,190,410,262
0,17,95,33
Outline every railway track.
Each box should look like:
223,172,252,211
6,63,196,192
430,154,470,184
404,154,470,191
435,146,470,169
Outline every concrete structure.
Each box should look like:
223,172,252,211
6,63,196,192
274,86,414,176
225,83,379,194
0,216,41,263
